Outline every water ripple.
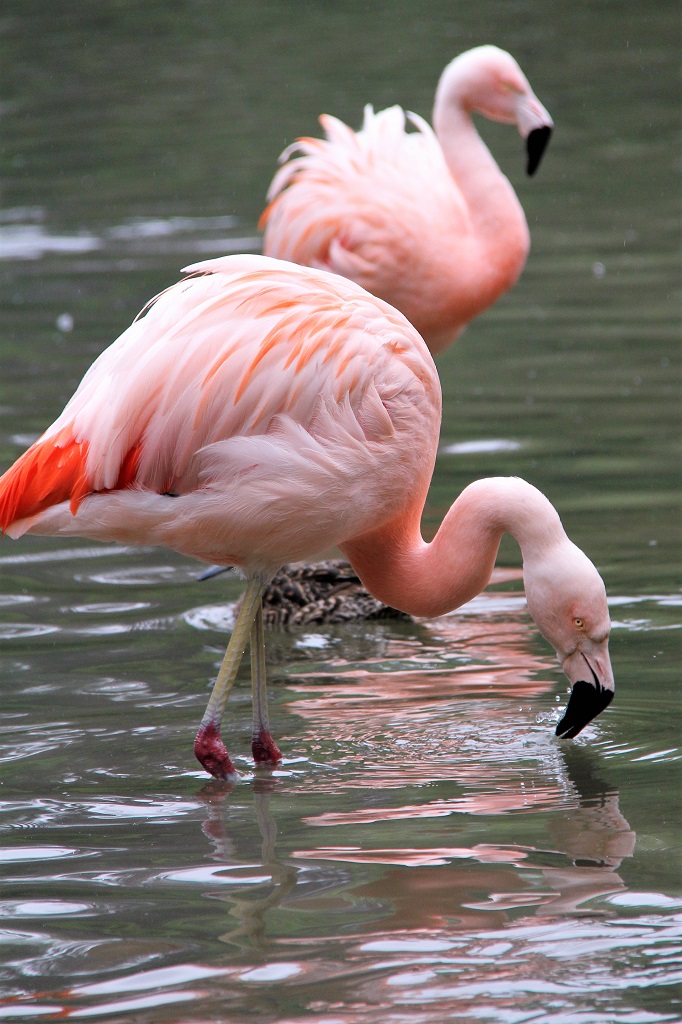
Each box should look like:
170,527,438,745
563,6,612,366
0,213,260,262
79,565,182,586
0,545,140,566
183,603,236,632
0,594,44,608
65,601,150,615
80,798,197,822
0,847,85,864
69,962,231,997
0,900,96,918
157,865,272,886
441,438,523,455
0,623,60,640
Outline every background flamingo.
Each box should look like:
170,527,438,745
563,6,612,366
0,256,612,781
261,45,553,354
215,43,554,611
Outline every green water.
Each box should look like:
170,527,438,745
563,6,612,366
0,2,679,1021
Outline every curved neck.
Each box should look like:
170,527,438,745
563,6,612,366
432,90,527,244
342,478,565,618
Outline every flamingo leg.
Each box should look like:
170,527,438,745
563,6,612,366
194,577,265,780
250,603,282,766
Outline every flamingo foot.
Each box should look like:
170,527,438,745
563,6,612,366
194,722,238,780
252,729,282,767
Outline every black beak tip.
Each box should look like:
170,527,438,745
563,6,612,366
555,679,614,739
526,125,553,176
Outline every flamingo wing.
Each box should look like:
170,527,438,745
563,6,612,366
0,256,439,570
262,107,469,304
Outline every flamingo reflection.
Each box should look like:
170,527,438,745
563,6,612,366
186,588,632,946
278,574,577,799
192,743,634,947
291,745,635,929
196,779,298,949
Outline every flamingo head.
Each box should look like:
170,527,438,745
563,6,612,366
523,539,614,738
436,45,554,175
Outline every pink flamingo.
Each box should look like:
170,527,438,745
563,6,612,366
0,256,612,781
261,45,553,354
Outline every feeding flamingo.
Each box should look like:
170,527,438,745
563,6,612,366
0,256,612,780
261,45,553,354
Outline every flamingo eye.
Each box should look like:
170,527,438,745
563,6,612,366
574,617,585,630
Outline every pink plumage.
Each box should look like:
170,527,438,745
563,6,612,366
0,255,612,780
0,256,439,571
261,45,553,353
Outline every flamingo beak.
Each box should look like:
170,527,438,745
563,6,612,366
526,125,552,176
516,93,554,176
556,642,614,738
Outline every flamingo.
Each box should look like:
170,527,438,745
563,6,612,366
0,255,612,781
260,45,554,354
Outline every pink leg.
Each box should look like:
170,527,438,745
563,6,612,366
194,578,265,779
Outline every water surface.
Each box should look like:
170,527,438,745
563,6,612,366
0,2,679,1021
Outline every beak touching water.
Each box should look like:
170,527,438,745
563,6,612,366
556,640,615,739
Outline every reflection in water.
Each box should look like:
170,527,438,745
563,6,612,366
280,583,582,800
197,779,298,950
536,745,637,917
288,743,635,930
0,713,663,1022
186,742,636,950
550,744,636,870
135,751,646,1024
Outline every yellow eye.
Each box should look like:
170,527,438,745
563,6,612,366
574,617,585,629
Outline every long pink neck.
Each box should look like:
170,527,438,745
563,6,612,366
433,91,528,254
341,478,565,619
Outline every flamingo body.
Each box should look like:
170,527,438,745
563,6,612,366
0,256,612,779
261,45,553,353
0,255,439,572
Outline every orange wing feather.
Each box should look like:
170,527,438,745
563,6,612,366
0,427,143,534
0,427,89,531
